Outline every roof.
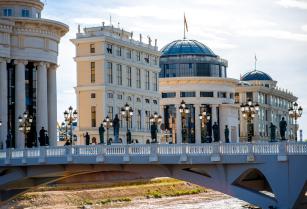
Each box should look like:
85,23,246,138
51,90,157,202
241,70,273,81
161,39,216,57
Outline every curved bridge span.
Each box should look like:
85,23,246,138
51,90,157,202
0,142,307,209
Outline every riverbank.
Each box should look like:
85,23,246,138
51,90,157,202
2,178,259,209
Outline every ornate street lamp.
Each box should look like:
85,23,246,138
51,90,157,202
289,102,303,141
149,112,162,143
240,99,260,142
18,111,33,147
63,106,78,145
179,100,190,143
199,106,211,143
121,103,133,144
103,116,113,143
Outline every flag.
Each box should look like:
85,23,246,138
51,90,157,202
184,13,188,32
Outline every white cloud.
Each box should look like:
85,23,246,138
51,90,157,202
73,17,106,25
276,0,307,10
302,25,307,32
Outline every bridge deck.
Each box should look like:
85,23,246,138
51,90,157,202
0,142,306,166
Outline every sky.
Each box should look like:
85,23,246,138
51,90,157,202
42,0,307,137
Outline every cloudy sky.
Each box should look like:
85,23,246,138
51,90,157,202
42,0,307,137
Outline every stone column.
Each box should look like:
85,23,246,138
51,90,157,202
15,60,28,148
175,104,182,144
211,104,218,139
0,59,8,148
48,64,57,146
194,104,201,144
36,62,48,135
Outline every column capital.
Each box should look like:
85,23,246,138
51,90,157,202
14,59,28,65
34,62,50,68
49,63,59,70
0,57,10,63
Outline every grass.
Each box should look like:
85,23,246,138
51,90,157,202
146,188,204,199
98,197,132,205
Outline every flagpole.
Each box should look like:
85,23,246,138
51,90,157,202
183,13,186,39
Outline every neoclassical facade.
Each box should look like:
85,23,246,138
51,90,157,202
0,0,68,148
71,25,161,144
236,70,297,141
159,40,239,144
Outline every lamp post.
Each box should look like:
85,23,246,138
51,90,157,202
149,112,162,143
199,106,211,143
179,100,190,143
18,111,33,147
240,99,260,142
121,103,133,144
64,106,78,144
288,102,303,141
103,116,113,143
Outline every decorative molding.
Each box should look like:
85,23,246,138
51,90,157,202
14,59,28,65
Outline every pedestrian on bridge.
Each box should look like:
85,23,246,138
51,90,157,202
84,132,90,145
224,125,230,143
270,123,276,142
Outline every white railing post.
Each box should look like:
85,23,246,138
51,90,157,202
149,143,158,162
39,146,46,163
180,144,187,162
66,146,73,162
96,144,105,162
123,145,130,162
247,143,255,162
22,148,27,164
211,143,221,162
278,142,288,161
5,148,10,165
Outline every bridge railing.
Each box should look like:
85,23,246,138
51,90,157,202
0,142,307,163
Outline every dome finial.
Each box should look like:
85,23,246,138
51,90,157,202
183,13,188,39
254,54,257,71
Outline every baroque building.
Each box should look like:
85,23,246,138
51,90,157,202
0,0,68,148
71,25,161,144
236,70,297,141
159,40,239,144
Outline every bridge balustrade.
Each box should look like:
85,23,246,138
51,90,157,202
220,143,249,155
287,142,307,155
252,143,279,154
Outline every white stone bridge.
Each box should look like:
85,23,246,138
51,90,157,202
0,142,307,209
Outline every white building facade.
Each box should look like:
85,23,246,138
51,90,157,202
159,40,239,144
71,25,161,144
0,0,68,148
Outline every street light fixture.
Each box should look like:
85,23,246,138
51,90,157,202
240,99,260,142
179,100,190,143
149,112,162,143
63,106,78,145
103,116,113,143
18,111,33,147
121,103,133,144
289,102,303,141
199,106,211,143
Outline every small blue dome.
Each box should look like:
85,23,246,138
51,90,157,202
241,70,273,81
161,39,216,57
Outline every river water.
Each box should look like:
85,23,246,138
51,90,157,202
110,194,259,209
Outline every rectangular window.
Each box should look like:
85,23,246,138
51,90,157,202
137,110,142,129
145,71,150,90
154,57,158,65
116,46,122,56
107,43,113,54
90,62,95,83
21,9,30,17
91,106,96,127
3,8,12,16
136,51,141,61
127,49,132,59
107,62,113,84
107,92,113,98
117,64,122,85
90,43,95,53
153,73,158,91
200,92,214,97
144,54,149,63
145,111,151,130
108,106,113,119
218,92,227,98
246,92,253,102
127,66,132,87
136,68,141,88
180,91,196,97
230,93,234,99
91,93,96,98
117,94,123,100
235,93,240,103
162,92,176,98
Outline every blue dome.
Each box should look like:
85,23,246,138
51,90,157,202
161,39,216,57
241,70,273,81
